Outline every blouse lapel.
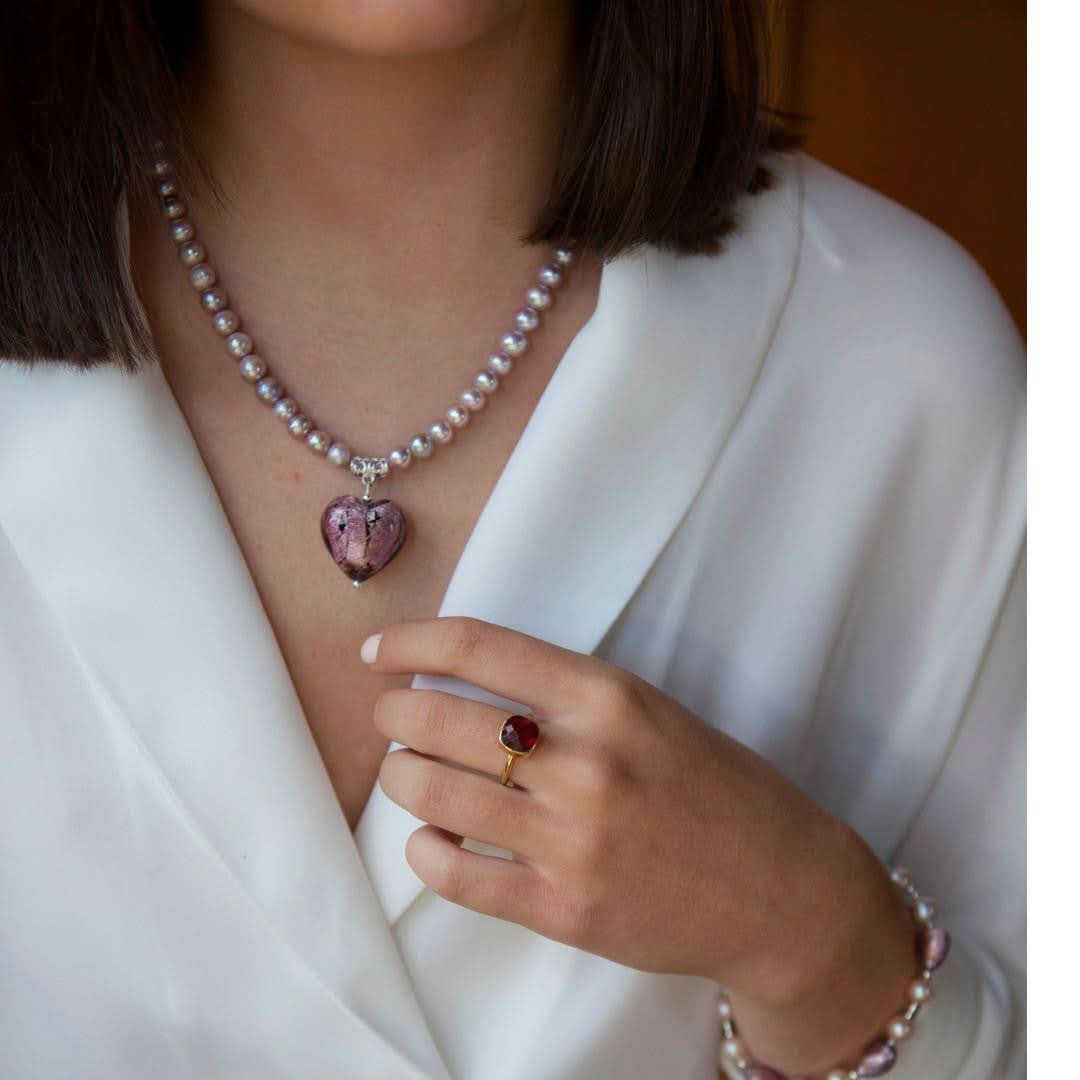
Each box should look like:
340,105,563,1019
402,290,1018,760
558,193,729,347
358,156,805,925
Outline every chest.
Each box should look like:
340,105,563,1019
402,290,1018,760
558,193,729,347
173,391,542,829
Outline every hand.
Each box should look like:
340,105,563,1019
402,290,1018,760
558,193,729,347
365,615,916,1043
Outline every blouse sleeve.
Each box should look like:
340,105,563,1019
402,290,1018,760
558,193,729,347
883,541,1026,1079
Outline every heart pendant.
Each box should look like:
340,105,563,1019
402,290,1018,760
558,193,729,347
320,495,407,585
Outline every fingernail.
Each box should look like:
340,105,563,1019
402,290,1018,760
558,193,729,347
361,632,382,664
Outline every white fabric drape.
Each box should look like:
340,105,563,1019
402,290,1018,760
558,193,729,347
0,153,1025,1078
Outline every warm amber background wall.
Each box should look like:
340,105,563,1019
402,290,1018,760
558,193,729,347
771,2,1026,332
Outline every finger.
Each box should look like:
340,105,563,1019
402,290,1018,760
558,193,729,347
405,824,544,927
362,615,608,715
373,688,556,790
379,748,550,856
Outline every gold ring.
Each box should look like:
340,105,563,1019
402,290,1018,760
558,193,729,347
498,712,540,786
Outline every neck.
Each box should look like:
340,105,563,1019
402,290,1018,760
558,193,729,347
178,2,574,307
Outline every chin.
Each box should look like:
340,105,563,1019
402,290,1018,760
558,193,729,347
228,0,530,56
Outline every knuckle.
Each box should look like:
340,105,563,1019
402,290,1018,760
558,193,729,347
402,758,444,814
442,616,486,664
372,687,408,734
593,671,645,721
415,691,451,737
578,743,629,807
427,851,467,903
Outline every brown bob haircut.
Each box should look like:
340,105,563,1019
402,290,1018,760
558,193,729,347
0,2,797,370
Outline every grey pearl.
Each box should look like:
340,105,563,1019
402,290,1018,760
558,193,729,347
410,434,433,459
388,446,413,469
226,332,253,358
515,307,540,333
212,310,240,335
429,421,453,444
288,415,312,438
189,264,217,290
273,397,299,421
538,263,563,289
447,405,470,428
553,248,575,266
255,377,282,403
475,371,498,394
526,285,552,310
327,443,351,467
157,179,179,199
200,288,229,313
501,331,528,357
164,199,186,221
238,355,266,382
170,220,195,244
306,430,330,455
179,242,206,267
487,352,513,376
460,388,485,412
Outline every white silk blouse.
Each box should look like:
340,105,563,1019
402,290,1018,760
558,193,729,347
0,153,1025,1079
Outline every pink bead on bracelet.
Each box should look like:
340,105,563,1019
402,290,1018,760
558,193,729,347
715,865,951,1080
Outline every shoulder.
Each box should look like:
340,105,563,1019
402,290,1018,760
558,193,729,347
730,153,1026,476
779,153,1023,410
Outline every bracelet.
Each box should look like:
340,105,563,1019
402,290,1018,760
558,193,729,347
715,865,951,1080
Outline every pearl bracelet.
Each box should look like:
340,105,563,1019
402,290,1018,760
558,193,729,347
716,865,951,1080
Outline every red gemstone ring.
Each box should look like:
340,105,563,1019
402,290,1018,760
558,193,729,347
498,713,540,786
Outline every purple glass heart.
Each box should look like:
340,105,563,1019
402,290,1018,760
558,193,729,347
320,495,406,585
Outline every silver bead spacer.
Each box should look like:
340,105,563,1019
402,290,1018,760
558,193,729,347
474,370,498,394
538,263,563,289
501,331,528,357
273,397,299,421
306,430,330,455
515,307,540,333
327,443,351,467
226,332,254,358
526,285,552,310
238,356,267,382
388,446,413,469
170,220,195,244
460,388,486,412
163,199,186,221
178,242,206,267
487,352,513,377
429,421,453,444
447,405,471,428
212,310,240,335
200,288,229,313
553,248,575,265
914,898,937,925
189,264,217,290
288,415,312,438
409,434,433,459
349,456,389,478
255,377,282,403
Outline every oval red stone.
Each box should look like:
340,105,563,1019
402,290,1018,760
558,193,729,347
500,714,539,754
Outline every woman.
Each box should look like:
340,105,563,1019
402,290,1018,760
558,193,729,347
0,3,1025,1079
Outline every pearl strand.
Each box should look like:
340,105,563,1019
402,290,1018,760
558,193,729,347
715,865,952,1080
150,156,575,481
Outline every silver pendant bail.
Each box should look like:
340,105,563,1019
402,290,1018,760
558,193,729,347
349,456,389,503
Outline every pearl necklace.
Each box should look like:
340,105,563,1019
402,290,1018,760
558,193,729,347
150,154,575,586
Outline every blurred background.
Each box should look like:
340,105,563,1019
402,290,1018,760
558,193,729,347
769,1,1025,333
